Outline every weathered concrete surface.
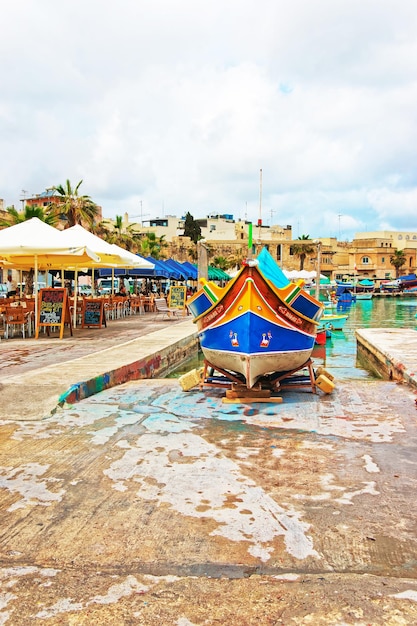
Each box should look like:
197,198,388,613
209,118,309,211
1,377,417,624
356,328,417,389
0,315,197,421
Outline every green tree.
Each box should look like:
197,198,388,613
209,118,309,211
0,205,58,294
0,205,57,227
101,215,140,252
138,232,168,259
390,249,406,278
187,245,198,261
114,214,124,234
183,212,201,244
227,248,244,271
291,234,315,271
213,255,229,271
49,179,99,228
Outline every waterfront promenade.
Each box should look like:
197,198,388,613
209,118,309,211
1,312,417,624
1,311,197,420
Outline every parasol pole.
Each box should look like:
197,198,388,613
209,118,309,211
34,255,39,335
73,268,79,327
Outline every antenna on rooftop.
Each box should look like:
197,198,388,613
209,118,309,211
20,189,28,211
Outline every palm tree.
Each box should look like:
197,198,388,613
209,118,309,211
90,220,113,241
390,249,406,278
138,233,168,259
0,205,58,227
291,235,316,271
109,215,142,252
49,179,99,228
213,255,229,271
0,205,58,294
227,248,245,271
114,214,124,234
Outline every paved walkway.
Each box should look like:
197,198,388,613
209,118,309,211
1,319,417,623
1,311,197,420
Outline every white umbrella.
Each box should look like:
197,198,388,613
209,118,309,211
109,243,154,270
59,225,154,324
283,270,298,279
58,225,134,268
298,269,314,279
0,218,100,327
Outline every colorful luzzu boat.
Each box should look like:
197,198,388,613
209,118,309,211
187,248,324,389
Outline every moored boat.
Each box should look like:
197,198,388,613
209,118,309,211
187,248,324,388
398,274,417,290
355,292,373,300
322,312,349,331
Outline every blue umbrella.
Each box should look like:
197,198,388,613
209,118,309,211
164,259,193,280
98,268,128,278
155,259,182,280
179,261,198,280
131,257,170,278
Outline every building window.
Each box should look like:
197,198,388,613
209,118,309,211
210,225,216,232
381,257,385,263
362,256,370,264
398,235,403,240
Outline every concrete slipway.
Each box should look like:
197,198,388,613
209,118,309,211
1,315,417,625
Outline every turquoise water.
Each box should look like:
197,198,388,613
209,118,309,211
322,296,417,379
170,297,417,380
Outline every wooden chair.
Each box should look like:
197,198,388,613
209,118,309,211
130,296,144,315
21,300,36,336
4,306,32,339
104,297,117,320
154,298,180,320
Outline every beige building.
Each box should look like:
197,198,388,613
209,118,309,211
113,212,416,282
3,196,412,284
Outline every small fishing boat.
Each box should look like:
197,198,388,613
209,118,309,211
355,292,373,300
398,274,417,290
322,312,349,331
315,326,328,345
187,248,324,388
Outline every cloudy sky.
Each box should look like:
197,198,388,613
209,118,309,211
1,0,417,240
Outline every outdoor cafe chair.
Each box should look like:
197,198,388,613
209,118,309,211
104,297,117,320
154,297,180,320
129,296,144,315
4,306,33,339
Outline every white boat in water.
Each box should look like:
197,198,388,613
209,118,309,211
322,313,349,331
355,292,373,300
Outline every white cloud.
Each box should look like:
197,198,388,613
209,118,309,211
1,0,417,240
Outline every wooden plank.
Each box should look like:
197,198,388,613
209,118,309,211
226,388,271,399
222,397,283,404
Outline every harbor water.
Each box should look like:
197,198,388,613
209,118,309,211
170,296,417,382
324,296,417,380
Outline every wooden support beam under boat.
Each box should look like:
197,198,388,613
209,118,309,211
200,357,325,397
222,396,283,404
